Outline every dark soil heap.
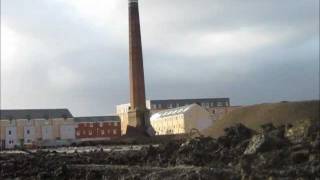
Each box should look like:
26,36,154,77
1,120,319,180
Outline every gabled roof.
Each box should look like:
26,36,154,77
74,116,120,123
0,109,73,120
150,104,197,121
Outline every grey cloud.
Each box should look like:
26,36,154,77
1,0,319,116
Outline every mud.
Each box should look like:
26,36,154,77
1,120,319,180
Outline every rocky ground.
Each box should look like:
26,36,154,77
1,120,319,180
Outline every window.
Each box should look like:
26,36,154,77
152,104,157,109
89,123,93,127
8,130,11,135
88,130,92,135
101,130,105,135
100,122,103,127
113,122,118,126
217,102,223,107
76,131,80,136
158,104,162,109
27,130,30,134
113,130,117,135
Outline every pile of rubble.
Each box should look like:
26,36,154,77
1,119,319,179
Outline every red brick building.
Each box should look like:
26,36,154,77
74,116,121,141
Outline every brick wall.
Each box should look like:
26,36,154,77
75,121,121,140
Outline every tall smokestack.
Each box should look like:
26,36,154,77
128,0,146,111
127,0,152,135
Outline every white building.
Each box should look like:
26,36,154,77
0,109,74,149
117,98,232,135
150,104,213,135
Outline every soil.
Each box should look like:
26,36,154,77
1,120,319,180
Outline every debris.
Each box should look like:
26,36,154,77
1,122,319,179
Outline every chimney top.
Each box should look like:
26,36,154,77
129,0,138,3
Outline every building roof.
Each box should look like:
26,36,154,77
0,109,73,120
150,104,197,121
74,116,120,123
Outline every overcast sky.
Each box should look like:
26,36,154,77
1,0,319,116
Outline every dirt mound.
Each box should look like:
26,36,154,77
203,100,319,137
1,120,319,180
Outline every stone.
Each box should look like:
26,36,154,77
244,133,288,155
285,119,313,142
244,134,267,155
290,150,309,164
222,123,255,147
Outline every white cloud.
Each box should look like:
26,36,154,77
52,0,127,42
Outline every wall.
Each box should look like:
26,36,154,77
184,105,212,133
24,126,35,144
151,104,214,135
75,121,121,140
151,114,185,135
116,104,130,135
5,126,17,149
60,125,76,140
42,126,53,140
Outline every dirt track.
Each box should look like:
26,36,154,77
1,120,319,180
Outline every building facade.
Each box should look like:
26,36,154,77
0,109,74,149
150,104,213,135
74,116,121,141
117,98,232,135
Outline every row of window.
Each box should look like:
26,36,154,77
151,101,228,109
76,129,118,136
81,122,119,127
8,129,31,135
6,139,34,144
155,127,184,135
155,123,184,129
